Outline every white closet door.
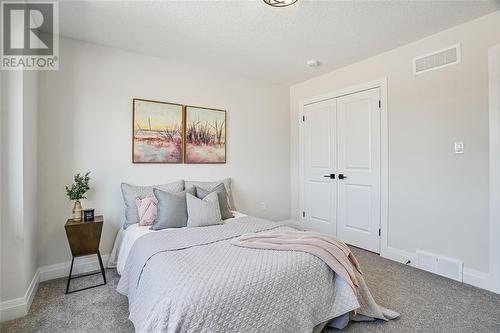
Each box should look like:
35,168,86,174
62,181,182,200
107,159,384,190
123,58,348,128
303,99,337,234
336,88,381,253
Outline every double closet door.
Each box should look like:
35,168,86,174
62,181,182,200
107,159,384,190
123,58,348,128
302,88,381,253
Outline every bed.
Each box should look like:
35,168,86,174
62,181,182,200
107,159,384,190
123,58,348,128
114,212,382,332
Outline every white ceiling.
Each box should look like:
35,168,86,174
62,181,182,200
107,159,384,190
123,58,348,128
56,0,500,85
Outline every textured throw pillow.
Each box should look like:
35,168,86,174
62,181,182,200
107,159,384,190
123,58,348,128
186,192,222,227
151,187,196,230
135,196,158,226
121,180,185,229
195,183,234,220
185,178,235,210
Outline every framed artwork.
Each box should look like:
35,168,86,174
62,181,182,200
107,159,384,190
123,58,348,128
184,105,226,164
132,98,184,163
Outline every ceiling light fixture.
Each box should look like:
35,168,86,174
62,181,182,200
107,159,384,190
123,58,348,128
263,0,298,8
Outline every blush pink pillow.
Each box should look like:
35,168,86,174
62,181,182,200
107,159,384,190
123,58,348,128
135,196,158,226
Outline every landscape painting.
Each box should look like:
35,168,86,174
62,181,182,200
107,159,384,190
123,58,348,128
185,106,226,163
133,99,183,163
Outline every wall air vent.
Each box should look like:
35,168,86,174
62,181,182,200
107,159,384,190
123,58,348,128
413,44,461,75
416,250,463,282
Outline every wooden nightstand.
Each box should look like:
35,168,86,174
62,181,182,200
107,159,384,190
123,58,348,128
64,215,106,294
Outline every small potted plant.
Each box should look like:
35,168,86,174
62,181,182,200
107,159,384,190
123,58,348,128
65,172,91,220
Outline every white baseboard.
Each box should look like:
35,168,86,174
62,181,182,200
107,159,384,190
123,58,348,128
382,246,496,293
381,246,417,267
39,254,109,282
463,268,492,291
1,254,109,322
0,270,40,322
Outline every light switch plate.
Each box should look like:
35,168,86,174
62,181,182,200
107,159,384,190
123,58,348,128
454,142,464,154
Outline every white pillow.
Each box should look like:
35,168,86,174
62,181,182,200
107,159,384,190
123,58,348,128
186,192,222,227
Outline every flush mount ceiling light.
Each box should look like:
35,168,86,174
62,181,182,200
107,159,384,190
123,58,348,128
263,0,298,8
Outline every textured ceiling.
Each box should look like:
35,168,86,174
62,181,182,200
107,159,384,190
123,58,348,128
56,0,500,85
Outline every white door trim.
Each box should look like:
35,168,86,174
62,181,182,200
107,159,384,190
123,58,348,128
489,44,500,294
299,77,388,254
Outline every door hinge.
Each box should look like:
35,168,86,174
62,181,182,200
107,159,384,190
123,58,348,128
302,211,306,218
378,100,381,108
378,228,381,237
302,115,305,122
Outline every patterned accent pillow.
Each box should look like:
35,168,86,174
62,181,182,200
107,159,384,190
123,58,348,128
135,196,158,226
186,192,222,227
121,180,185,229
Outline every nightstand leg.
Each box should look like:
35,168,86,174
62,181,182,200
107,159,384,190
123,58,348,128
66,256,75,294
97,250,107,284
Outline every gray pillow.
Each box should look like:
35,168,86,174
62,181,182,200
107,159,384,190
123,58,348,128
186,192,222,227
195,183,234,220
185,178,235,210
121,180,184,229
151,187,195,230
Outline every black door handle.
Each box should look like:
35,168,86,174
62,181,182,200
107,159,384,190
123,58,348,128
338,174,347,180
323,174,335,179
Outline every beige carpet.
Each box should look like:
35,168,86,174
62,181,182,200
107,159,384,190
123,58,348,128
1,247,500,332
